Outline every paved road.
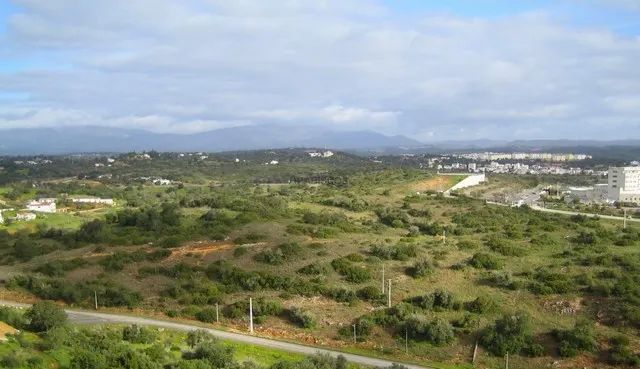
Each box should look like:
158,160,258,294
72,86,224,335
486,201,640,223
0,301,432,369
529,205,640,223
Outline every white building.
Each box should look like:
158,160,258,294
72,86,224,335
27,201,56,213
15,213,37,221
608,167,640,203
68,197,115,206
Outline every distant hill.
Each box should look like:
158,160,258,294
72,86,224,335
0,125,424,155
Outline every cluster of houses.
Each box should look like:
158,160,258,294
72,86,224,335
0,208,36,224
0,196,116,226
308,151,335,158
138,177,173,186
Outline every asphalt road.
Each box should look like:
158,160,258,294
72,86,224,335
529,205,640,222
485,201,640,223
0,300,432,369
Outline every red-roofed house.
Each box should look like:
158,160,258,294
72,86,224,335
27,201,57,213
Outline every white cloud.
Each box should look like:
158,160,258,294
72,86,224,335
1,0,640,140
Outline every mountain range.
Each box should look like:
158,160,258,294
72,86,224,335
1,125,639,155
0,125,423,155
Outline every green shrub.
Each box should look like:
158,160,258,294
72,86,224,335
297,263,327,276
466,295,497,314
287,307,317,329
370,244,418,261
327,288,358,303
405,289,455,311
480,312,533,356
552,320,598,358
122,324,157,344
357,286,382,301
331,258,372,283
405,316,455,346
233,247,248,258
486,236,527,256
196,308,218,323
408,259,435,278
469,253,503,270
457,240,479,250
452,314,479,334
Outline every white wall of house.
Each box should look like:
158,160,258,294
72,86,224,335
27,202,56,213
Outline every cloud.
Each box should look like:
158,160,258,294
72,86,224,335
1,0,640,140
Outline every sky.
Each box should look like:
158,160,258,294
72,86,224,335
1,0,640,141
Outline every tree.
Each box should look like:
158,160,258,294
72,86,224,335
190,341,235,368
70,349,108,369
187,330,217,349
480,312,533,356
25,301,68,332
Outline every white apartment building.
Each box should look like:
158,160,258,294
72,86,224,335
608,167,640,203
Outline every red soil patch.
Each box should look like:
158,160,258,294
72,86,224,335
163,241,236,263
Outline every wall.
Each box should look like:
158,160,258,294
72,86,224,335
445,173,486,193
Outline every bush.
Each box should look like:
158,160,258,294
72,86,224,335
608,344,640,366
480,312,533,356
357,286,382,301
524,343,545,358
187,329,217,348
408,259,435,278
469,253,503,270
233,247,248,258
370,244,419,261
485,236,527,257
196,308,218,323
405,316,455,346
287,307,317,329
405,289,455,311
552,320,598,358
489,271,520,290
457,240,479,250
528,270,576,295
452,314,480,334
122,324,157,344
466,295,497,314
0,307,28,330
297,263,327,276
331,258,372,283
327,288,358,304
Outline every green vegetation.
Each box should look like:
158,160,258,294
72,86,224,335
0,150,639,369
0,304,402,369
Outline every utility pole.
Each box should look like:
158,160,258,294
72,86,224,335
624,208,627,229
216,303,219,323
249,298,254,334
442,229,446,244
387,279,392,308
94,291,98,310
353,324,357,344
505,351,509,369
405,329,409,354
381,264,385,294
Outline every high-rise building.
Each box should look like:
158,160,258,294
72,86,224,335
608,167,640,203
